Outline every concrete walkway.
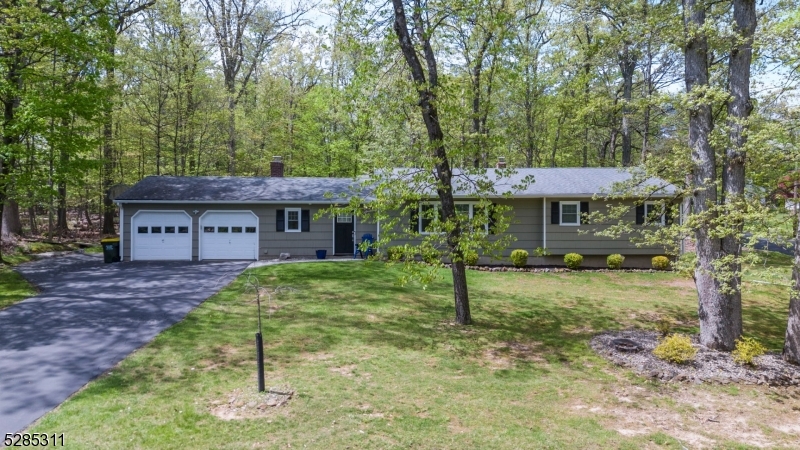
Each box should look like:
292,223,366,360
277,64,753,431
0,254,249,434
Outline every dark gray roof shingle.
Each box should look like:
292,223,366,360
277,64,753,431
115,168,674,202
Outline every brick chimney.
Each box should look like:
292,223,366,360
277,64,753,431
496,157,507,169
270,156,284,177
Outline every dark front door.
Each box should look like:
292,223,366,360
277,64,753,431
334,215,354,255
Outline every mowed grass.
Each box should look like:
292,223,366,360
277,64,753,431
0,265,36,310
28,261,800,449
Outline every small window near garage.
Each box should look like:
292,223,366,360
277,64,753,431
204,226,215,233
245,227,256,233
231,226,243,233
218,226,229,233
286,208,301,232
151,226,162,233
165,226,175,233
138,226,148,234
560,202,580,225
178,226,189,233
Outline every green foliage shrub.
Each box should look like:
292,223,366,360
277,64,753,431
655,318,673,336
732,337,767,366
652,256,670,271
564,253,583,270
653,334,697,364
386,246,404,262
463,251,479,266
676,252,697,277
532,247,551,257
510,249,529,267
606,254,625,270
420,246,440,264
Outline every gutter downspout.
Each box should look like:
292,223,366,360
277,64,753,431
543,197,547,250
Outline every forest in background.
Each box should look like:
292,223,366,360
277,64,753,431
0,0,798,240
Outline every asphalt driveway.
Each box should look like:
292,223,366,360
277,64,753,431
0,254,249,434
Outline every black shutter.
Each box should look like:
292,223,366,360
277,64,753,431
488,203,497,235
276,209,285,232
301,210,310,232
635,204,645,225
551,201,559,224
580,201,589,224
665,204,674,225
410,203,419,232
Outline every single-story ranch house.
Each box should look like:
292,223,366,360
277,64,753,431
114,159,676,268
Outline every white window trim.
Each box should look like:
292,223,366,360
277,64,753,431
285,208,302,232
644,201,666,226
559,201,581,226
418,202,487,235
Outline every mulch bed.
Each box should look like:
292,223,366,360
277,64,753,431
591,330,800,386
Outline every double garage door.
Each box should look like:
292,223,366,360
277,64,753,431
131,211,258,261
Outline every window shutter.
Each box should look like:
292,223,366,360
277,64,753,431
410,203,419,232
665,204,674,225
580,202,589,224
488,203,497,235
635,205,645,225
551,202,559,224
276,209,285,232
301,210,310,232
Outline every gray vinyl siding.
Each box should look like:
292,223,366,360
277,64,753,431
381,197,666,258
120,203,376,261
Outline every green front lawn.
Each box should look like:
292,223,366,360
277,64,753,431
29,262,799,449
0,265,36,310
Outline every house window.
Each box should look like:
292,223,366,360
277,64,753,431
245,227,256,233
151,226,162,233
560,202,580,225
286,208,301,232
218,226,229,233
204,226,214,233
165,226,175,233
645,202,665,225
137,226,148,234
178,226,189,233
231,227,242,233
337,214,353,223
417,203,486,234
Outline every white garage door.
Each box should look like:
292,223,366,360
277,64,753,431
200,211,258,260
132,211,192,261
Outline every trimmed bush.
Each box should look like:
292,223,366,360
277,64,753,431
652,256,670,271
420,246,440,264
653,334,697,364
732,337,767,366
386,246,404,262
510,249,529,267
463,251,479,266
564,253,583,270
606,254,625,270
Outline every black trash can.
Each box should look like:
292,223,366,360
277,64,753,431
101,237,121,263
315,249,327,260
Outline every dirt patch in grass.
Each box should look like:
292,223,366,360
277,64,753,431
209,386,294,421
572,382,800,448
482,340,546,370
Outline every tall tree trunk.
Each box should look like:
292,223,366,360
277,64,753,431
2,199,22,236
392,0,470,325
620,47,636,167
102,43,117,235
227,93,236,175
0,46,23,262
685,0,737,350
786,209,800,364
716,0,756,346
